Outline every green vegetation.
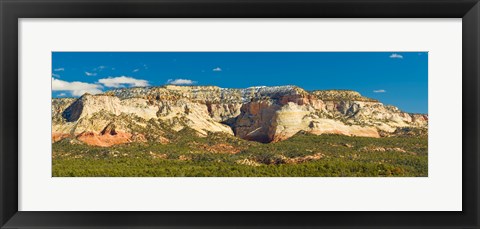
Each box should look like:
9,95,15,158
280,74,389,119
52,132,427,177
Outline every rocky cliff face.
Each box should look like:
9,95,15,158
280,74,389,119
52,85,428,146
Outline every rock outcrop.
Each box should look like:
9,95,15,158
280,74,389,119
52,85,428,146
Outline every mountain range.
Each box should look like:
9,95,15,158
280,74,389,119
52,85,428,147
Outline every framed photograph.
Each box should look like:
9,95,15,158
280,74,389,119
1,0,479,228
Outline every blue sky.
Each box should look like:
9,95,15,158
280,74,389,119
52,52,428,113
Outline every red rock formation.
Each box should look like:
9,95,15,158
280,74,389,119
52,133,71,143
76,131,133,147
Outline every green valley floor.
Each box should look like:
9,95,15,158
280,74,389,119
52,132,428,177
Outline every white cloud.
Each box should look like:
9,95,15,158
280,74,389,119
52,78,103,97
166,79,196,85
212,67,222,72
58,93,67,97
389,53,403,59
52,73,60,78
85,72,97,76
98,76,149,88
93,65,107,71
54,68,64,72
132,69,140,73
373,89,386,93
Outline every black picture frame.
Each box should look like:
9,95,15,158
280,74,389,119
1,0,479,228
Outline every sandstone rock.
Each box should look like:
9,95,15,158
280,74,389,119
52,85,428,146
76,131,132,147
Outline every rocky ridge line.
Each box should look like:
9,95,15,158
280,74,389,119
52,85,428,146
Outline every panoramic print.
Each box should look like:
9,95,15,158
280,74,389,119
52,52,428,177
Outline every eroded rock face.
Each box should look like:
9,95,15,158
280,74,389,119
233,90,384,143
235,100,281,143
52,85,428,146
